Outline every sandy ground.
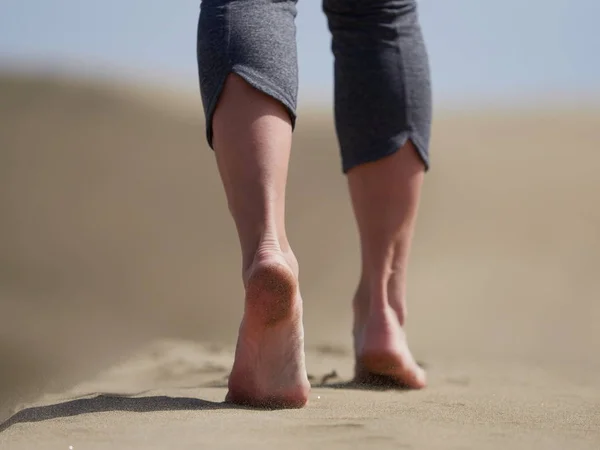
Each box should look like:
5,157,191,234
1,73,599,449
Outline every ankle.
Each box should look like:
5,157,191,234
353,275,388,320
355,271,407,325
242,233,297,281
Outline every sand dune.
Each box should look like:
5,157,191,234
1,73,599,449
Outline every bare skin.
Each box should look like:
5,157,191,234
348,144,427,389
213,74,425,408
213,74,309,408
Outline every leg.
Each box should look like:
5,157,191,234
197,0,309,408
349,145,427,388
324,0,432,388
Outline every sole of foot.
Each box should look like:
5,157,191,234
226,255,311,409
354,307,427,390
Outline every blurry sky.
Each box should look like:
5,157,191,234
0,0,598,108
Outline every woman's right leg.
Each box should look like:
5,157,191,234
197,0,309,408
324,0,432,388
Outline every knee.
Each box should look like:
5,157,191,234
218,73,292,119
198,0,299,106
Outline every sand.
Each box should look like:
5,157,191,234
1,73,599,449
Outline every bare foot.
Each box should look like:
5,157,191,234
226,251,310,408
353,293,426,389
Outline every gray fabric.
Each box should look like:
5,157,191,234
197,0,432,172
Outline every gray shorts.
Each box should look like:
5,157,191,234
197,0,432,173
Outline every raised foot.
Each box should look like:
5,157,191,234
226,255,310,409
354,308,426,390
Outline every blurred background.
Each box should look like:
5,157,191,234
1,0,600,422
2,0,599,107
